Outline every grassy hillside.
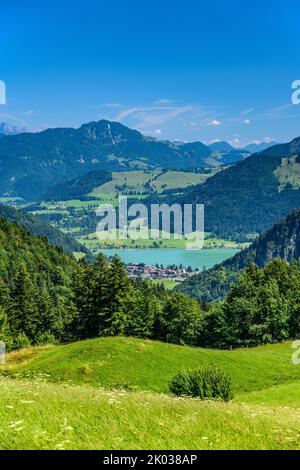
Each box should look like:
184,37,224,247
2,337,299,394
236,381,300,407
1,377,300,450
40,169,113,201
1,337,300,450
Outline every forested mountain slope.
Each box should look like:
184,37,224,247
40,169,112,201
179,137,300,240
0,203,91,257
178,207,300,301
0,120,248,199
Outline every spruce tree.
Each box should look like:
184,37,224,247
10,262,37,341
127,280,160,338
101,256,135,336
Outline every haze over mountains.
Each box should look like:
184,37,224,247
0,122,28,136
243,141,278,153
0,119,254,199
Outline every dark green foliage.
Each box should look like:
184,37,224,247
0,203,91,257
10,262,38,341
0,217,78,349
157,292,204,346
179,136,300,241
0,216,208,351
102,256,135,335
169,366,234,402
40,169,112,201
178,207,300,302
71,259,208,346
0,120,218,199
72,254,135,338
200,259,300,348
127,278,164,338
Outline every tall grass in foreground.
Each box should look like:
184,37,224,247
0,377,300,450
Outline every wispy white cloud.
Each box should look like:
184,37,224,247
151,99,173,106
141,128,162,137
240,107,254,116
253,103,300,122
93,98,228,141
207,119,221,126
92,102,122,109
93,99,289,143
114,107,139,121
0,113,27,126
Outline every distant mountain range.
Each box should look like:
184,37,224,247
178,136,300,241
0,121,28,136
0,120,254,199
209,141,235,153
178,207,300,302
208,140,278,154
243,141,277,153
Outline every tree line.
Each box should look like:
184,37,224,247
1,217,300,350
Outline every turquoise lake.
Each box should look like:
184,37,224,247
101,248,239,271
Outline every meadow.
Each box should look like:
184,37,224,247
18,169,237,250
1,377,300,450
2,337,299,393
1,337,300,450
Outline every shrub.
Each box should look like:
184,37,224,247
169,366,234,402
11,333,31,351
34,331,58,346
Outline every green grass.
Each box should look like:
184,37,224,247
236,381,300,408
275,156,300,192
89,169,217,198
151,279,178,289
1,337,300,450
151,170,216,193
90,170,160,197
2,337,299,395
1,377,300,450
78,231,245,250
0,197,24,204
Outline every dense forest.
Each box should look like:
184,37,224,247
0,216,77,349
178,207,300,302
1,214,300,351
0,203,91,257
177,137,300,241
40,169,112,201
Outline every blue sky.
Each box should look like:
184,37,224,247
1,0,300,146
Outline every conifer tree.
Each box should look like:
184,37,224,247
127,280,160,338
37,285,54,332
10,262,37,341
101,256,135,336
